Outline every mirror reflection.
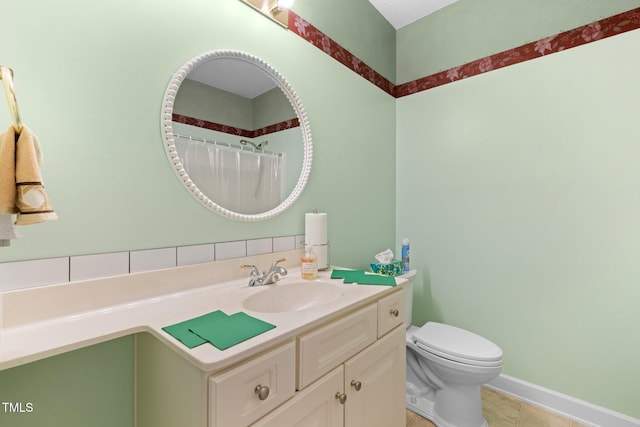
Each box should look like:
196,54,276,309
161,50,312,221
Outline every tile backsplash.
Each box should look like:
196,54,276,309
70,252,130,282
0,235,305,292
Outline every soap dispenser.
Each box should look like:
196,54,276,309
301,245,318,280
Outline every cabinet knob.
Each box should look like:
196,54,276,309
389,308,399,317
335,392,347,404
350,380,362,391
255,385,270,401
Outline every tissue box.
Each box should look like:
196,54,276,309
370,260,403,276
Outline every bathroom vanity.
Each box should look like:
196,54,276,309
0,249,407,427
137,289,406,427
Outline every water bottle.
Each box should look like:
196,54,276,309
401,238,410,272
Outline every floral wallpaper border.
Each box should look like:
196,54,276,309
173,113,300,137
289,7,640,98
288,12,395,96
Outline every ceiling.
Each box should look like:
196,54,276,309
187,58,277,99
367,0,459,29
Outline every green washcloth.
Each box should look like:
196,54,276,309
331,269,363,282
162,310,228,349
356,273,397,286
330,269,397,286
189,312,276,351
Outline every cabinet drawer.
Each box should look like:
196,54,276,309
297,304,377,390
377,289,405,338
209,341,296,427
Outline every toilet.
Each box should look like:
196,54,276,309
401,272,503,427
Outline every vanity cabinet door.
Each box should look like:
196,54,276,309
377,288,405,338
209,341,296,427
297,304,377,389
250,366,345,427
344,325,406,427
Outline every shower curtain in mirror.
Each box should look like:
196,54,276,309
175,136,285,214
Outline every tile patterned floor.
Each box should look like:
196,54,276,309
406,388,589,427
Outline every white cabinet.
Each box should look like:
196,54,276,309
209,341,296,426
344,326,406,427
136,287,406,427
377,290,405,337
297,304,377,390
251,366,345,427
253,325,406,427
136,331,210,427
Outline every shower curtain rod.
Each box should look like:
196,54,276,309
173,133,282,156
0,65,23,134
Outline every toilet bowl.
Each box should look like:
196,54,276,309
406,323,503,427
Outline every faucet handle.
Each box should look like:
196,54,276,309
241,264,259,275
242,264,261,287
271,258,286,267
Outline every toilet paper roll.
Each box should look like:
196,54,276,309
305,213,327,245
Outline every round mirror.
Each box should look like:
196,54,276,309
161,50,312,221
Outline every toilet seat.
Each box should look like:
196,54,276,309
412,322,503,368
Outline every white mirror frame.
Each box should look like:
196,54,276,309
161,50,313,221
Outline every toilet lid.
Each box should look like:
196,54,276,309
412,322,503,367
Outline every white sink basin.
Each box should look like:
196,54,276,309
243,281,343,313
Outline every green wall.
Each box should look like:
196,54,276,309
397,27,640,419
293,0,396,82
0,1,394,426
253,88,297,129
174,81,295,130
175,79,254,129
397,0,640,83
3,0,640,423
0,0,396,267
0,337,133,426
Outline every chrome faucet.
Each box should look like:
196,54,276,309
241,258,288,287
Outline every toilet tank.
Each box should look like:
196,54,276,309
399,270,416,327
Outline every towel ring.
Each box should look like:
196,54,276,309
0,65,23,134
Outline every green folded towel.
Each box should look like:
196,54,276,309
189,312,276,350
331,269,396,286
162,310,228,348
331,269,363,282
162,310,275,350
356,273,397,286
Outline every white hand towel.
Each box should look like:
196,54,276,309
0,214,19,239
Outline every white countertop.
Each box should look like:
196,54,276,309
0,250,404,373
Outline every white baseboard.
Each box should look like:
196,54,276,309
487,374,640,427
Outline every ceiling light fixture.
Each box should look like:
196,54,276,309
239,0,294,28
